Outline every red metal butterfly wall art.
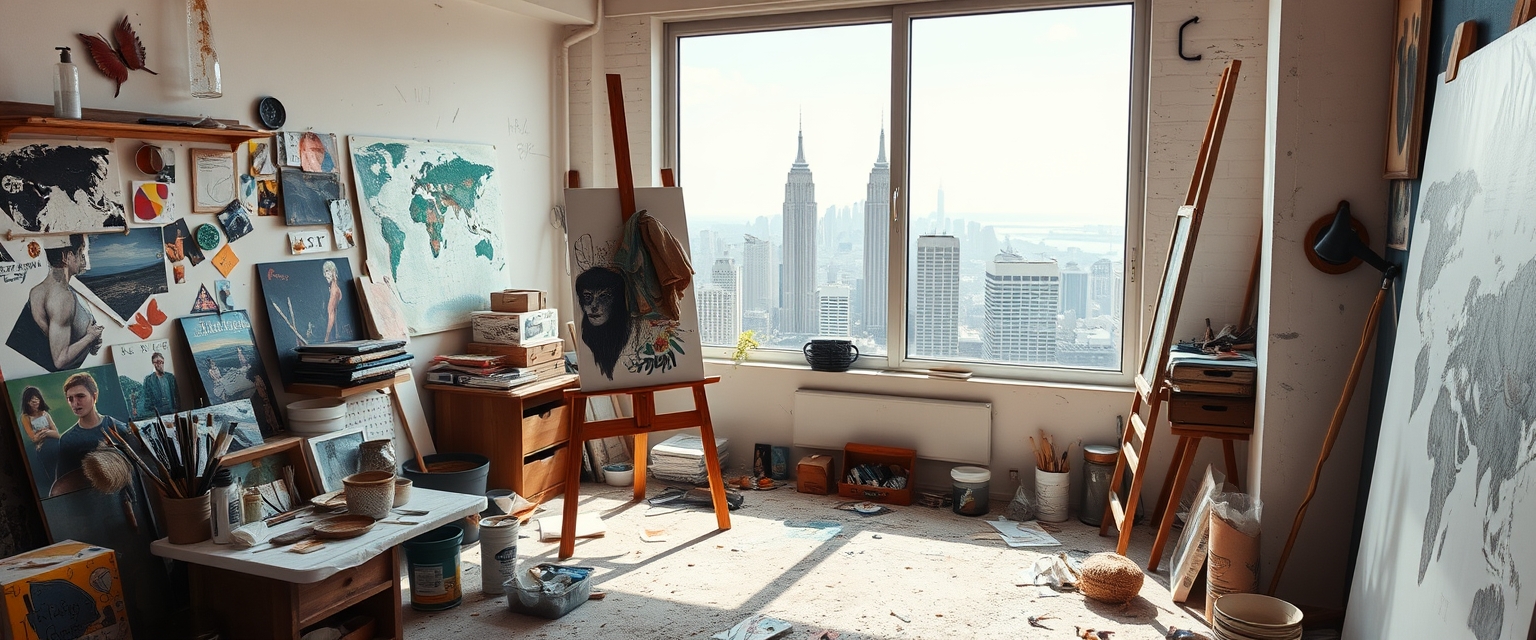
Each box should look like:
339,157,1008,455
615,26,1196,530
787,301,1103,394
78,16,157,98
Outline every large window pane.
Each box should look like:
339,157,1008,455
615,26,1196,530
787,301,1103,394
678,23,892,355
906,6,1132,370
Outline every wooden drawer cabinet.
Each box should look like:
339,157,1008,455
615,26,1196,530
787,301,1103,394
428,374,580,504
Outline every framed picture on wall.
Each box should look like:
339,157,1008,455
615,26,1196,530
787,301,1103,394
1384,0,1432,178
190,148,238,213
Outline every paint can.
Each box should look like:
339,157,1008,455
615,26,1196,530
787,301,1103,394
1035,468,1070,522
404,525,464,611
479,515,520,595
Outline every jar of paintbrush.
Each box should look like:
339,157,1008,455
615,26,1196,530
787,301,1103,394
1030,431,1076,523
99,412,238,544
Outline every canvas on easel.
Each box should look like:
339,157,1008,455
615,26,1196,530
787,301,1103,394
564,187,705,392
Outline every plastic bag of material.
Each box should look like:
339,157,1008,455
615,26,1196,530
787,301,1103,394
1004,481,1036,522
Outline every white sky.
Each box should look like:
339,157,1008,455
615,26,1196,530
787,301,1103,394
678,4,1133,228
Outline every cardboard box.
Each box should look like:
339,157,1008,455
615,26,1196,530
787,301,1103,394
837,443,916,506
470,309,559,345
466,339,564,367
529,359,565,379
491,289,546,313
796,455,835,495
0,540,131,640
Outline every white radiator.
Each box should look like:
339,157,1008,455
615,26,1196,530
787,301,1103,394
792,390,992,465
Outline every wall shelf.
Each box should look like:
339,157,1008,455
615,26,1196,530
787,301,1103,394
0,115,269,150
285,370,413,399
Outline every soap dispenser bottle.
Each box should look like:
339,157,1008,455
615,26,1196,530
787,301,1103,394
53,46,81,119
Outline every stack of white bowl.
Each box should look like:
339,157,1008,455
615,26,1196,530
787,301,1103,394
1211,593,1303,640
286,398,348,435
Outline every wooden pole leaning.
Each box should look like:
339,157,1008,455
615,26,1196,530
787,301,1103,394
558,377,731,559
1099,60,1241,560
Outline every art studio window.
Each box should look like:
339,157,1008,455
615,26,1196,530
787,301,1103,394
669,0,1144,384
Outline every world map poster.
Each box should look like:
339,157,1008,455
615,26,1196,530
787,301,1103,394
1345,21,1536,640
347,136,509,335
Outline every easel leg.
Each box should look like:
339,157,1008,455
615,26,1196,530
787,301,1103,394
560,395,588,560
1149,436,1201,571
633,430,648,503
693,383,731,531
1152,434,1191,526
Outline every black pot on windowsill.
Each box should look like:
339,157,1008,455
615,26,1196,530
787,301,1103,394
803,339,859,372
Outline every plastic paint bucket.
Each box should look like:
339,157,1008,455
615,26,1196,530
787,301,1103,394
950,466,991,516
480,515,520,595
402,453,491,544
405,525,464,611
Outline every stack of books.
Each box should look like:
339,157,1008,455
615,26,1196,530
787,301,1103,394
648,434,730,485
426,354,539,390
292,340,412,387
464,288,567,381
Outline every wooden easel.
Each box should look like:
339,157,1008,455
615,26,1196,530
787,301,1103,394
558,74,731,559
1099,60,1240,558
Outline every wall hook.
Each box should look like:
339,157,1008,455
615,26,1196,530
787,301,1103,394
1179,17,1201,61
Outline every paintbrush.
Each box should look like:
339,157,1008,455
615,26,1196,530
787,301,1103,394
103,429,177,497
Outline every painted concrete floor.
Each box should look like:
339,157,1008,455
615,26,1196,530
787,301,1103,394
398,482,1214,639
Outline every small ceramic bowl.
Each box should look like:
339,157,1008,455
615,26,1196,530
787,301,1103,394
604,463,634,487
393,477,413,507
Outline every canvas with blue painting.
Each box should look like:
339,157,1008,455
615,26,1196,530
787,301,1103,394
69,227,167,326
179,311,284,436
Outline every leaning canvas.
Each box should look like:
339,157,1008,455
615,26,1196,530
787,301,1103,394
1345,21,1536,640
564,187,705,392
254,257,363,385
179,311,284,436
349,136,510,335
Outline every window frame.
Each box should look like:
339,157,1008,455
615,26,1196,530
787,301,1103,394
664,0,1149,387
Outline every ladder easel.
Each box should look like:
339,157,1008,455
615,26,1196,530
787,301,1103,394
1100,60,1241,558
557,74,731,559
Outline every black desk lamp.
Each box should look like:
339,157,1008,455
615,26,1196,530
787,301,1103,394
1269,200,1400,595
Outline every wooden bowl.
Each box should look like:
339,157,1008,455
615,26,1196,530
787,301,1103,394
313,515,377,540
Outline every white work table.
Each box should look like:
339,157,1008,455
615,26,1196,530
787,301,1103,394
151,487,486,639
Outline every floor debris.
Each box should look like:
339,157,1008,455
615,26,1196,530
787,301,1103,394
983,518,1061,547
1076,627,1115,639
889,611,911,623
1027,613,1056,630
783,521,842,541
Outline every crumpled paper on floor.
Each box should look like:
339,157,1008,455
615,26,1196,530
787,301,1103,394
1016,552,1085,588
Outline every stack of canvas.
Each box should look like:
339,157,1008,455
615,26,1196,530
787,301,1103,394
649,434,729,485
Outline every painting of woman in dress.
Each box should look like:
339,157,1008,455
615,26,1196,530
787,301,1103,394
17,385,60,491
254,258,361,385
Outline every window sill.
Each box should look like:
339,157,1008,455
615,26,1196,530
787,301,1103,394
702,356,1136,395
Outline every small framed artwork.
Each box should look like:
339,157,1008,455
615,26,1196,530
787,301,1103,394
190,148,238,213
1385,0,1432,178
219,435,318,504
304,426,366,493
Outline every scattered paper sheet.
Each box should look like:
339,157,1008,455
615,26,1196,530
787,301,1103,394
535,513,606,541
713,615,793,640
983,518,1061,547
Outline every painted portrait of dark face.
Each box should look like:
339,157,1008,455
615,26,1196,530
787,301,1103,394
575,267,630,380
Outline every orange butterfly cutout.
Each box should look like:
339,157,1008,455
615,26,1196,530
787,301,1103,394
127,298,167,339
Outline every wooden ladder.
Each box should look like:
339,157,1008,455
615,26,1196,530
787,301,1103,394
1100,60,1241,556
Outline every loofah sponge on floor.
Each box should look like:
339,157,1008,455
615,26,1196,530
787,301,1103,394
1078,552,1145,604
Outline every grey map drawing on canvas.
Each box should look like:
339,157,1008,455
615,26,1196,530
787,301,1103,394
1346,22,1536,640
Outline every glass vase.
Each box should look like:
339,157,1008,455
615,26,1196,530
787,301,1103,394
186,0,222,98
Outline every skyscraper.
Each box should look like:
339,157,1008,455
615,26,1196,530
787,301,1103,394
1090,258,1114,317
985,252,1060,363
912,235,960,357
781,124,818,334
1061,262,1090,321
742,235,772,313
817,284,852,337
861,126,890,336
696,286,739,346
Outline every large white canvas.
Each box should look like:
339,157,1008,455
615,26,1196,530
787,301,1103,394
348,136,509,335
1345,22,1536,640
564,187,705,392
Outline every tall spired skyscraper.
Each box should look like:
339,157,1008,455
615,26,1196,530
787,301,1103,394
781,123,818,334
861,126,890,335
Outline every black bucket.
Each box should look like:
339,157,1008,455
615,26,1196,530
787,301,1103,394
403,453,491,544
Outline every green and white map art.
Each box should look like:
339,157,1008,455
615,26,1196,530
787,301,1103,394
348,136,509,335
1345,21,1536,640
